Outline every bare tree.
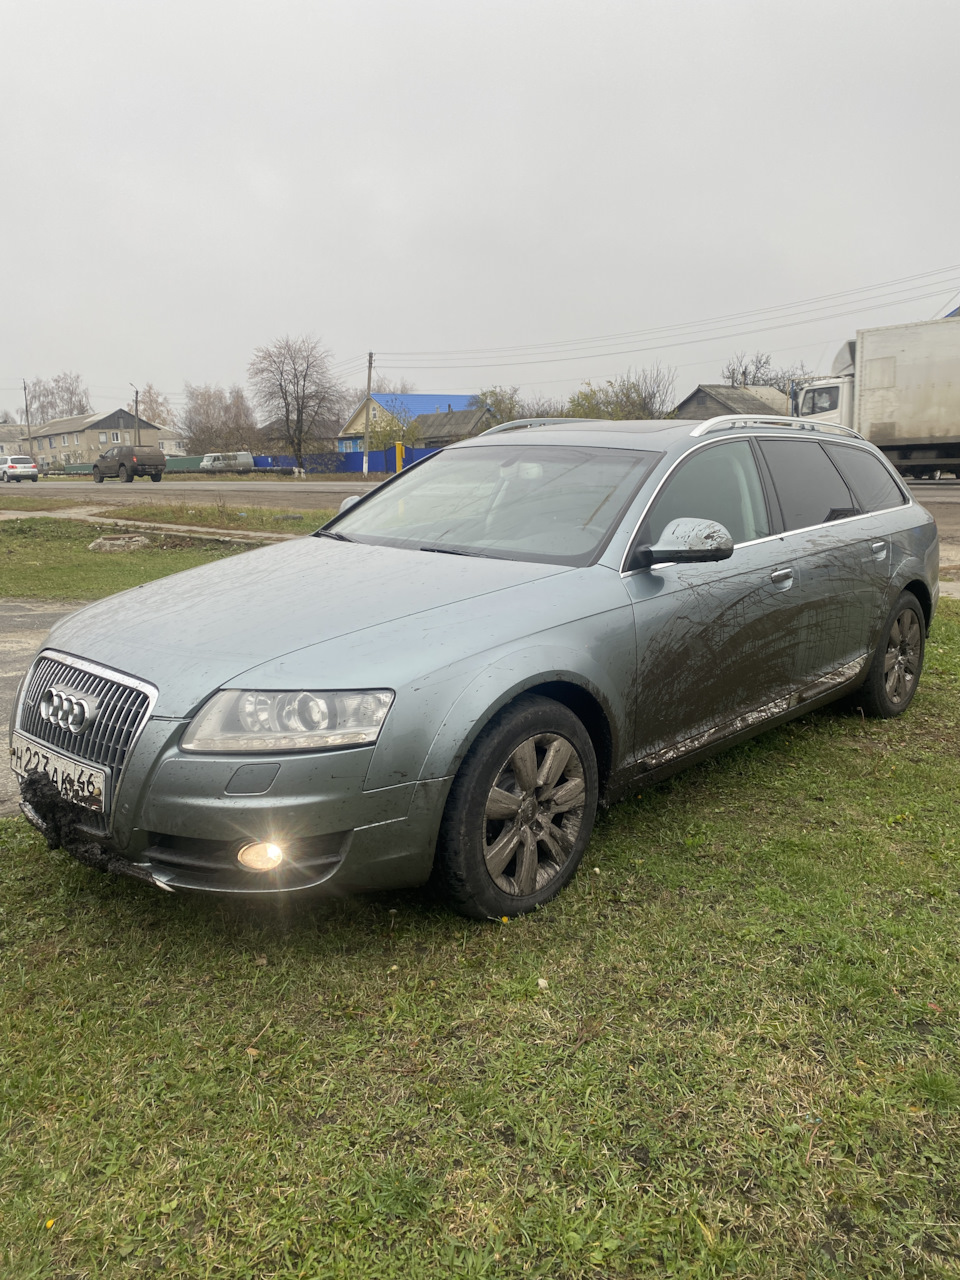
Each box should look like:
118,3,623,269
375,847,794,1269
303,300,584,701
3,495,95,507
248,335,343,468
180,383,258,454
25,371,92,425
0,409,16,426
565,364,676,420
722,350,811,394
126,382,176,427
470,385,568,426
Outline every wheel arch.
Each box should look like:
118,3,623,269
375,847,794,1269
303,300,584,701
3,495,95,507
416,663,621,802
902,578,933,630
522,679,613,797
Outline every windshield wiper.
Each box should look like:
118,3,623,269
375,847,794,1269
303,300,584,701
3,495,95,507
315,529,355,542
418,543,491,558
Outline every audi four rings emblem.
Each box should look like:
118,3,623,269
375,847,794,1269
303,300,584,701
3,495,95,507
39,687,99,734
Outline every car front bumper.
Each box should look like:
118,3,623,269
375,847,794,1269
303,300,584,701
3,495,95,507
18,716,452,895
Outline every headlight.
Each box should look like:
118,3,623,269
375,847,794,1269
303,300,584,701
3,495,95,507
180,689,394,753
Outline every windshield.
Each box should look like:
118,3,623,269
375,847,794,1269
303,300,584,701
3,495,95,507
323,443,660,565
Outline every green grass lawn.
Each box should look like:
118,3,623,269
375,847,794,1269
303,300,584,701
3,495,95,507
2,562,960,1274
0,517,262,599
88,501,335,534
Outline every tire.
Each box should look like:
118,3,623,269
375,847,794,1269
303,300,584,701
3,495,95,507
150,472,162,482
857,591,925,718
435,694,599,919
93,468,103,483
1,472,7,483
14,477,21,483
31,476,37,482
119,465,133,483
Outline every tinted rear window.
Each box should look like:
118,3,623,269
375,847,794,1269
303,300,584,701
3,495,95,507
824,444,906,513
11,457,33,464
759,439,857,530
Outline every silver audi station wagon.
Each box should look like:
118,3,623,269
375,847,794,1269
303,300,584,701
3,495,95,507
10,416,938,918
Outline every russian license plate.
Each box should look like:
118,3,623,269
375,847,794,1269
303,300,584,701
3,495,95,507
9,733,107,812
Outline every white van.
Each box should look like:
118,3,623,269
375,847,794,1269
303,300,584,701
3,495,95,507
199,452,255,473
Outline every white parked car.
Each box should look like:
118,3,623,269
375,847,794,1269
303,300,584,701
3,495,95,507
0,455,39,482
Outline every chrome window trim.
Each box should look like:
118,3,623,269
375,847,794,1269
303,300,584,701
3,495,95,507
618,433,913,577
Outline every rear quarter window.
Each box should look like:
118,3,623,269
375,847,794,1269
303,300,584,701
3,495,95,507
824,444,907,513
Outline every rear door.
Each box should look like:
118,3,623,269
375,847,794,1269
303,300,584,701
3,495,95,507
756,437,875,681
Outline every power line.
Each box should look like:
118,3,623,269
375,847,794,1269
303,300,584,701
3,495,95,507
377,263,960,361
376,285,958,373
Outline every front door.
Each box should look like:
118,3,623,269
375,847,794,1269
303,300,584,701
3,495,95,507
623,439,802,770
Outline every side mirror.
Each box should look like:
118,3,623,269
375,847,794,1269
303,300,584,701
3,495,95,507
628,517,734,571
338,494,362,514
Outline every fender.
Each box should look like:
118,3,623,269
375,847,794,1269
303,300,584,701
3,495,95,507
416,631,633,786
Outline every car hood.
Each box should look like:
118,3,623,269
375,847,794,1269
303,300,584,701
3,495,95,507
45,537,575,716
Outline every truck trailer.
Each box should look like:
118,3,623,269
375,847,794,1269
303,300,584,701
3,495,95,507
794,316,960,478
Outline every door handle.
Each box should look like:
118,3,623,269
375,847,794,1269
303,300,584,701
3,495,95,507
770,568,793,584
870,541,886,557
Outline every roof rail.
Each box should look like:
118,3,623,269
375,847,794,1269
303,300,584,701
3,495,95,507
689,414,863,440
480,417,586,436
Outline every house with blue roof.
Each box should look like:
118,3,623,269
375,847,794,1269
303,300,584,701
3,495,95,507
337,393,494,452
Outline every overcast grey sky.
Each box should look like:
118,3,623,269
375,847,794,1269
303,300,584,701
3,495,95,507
3,0,959,418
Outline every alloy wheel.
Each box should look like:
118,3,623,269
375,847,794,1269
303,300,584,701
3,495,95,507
482,732,587,897
884,607,922,706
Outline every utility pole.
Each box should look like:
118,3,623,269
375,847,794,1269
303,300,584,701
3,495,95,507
130,383,140,446
362,352,373,476
22,379,30,454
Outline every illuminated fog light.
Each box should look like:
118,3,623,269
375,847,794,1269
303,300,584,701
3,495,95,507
237,841,284,871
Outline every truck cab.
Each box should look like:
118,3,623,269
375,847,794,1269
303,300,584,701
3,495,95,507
796,376,854,427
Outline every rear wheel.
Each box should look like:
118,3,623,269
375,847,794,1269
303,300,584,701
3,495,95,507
150,472,162,482
119,465,133,483
857,591,925,718
92,468,103,483
435,695,598,919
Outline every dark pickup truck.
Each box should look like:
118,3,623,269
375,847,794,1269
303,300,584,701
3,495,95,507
92,445,166,483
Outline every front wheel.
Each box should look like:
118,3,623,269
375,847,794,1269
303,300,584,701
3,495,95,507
435,695,599,919
92,468,103,483
857,591,925,718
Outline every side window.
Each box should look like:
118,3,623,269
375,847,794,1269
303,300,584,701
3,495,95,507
642,441,770,546
824,444,907,513
799,386,840,416
759,439,856,529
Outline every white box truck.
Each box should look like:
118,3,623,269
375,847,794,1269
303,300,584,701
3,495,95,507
794,315,960,478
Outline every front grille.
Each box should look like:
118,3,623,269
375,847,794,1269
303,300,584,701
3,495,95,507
18,652,155,775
